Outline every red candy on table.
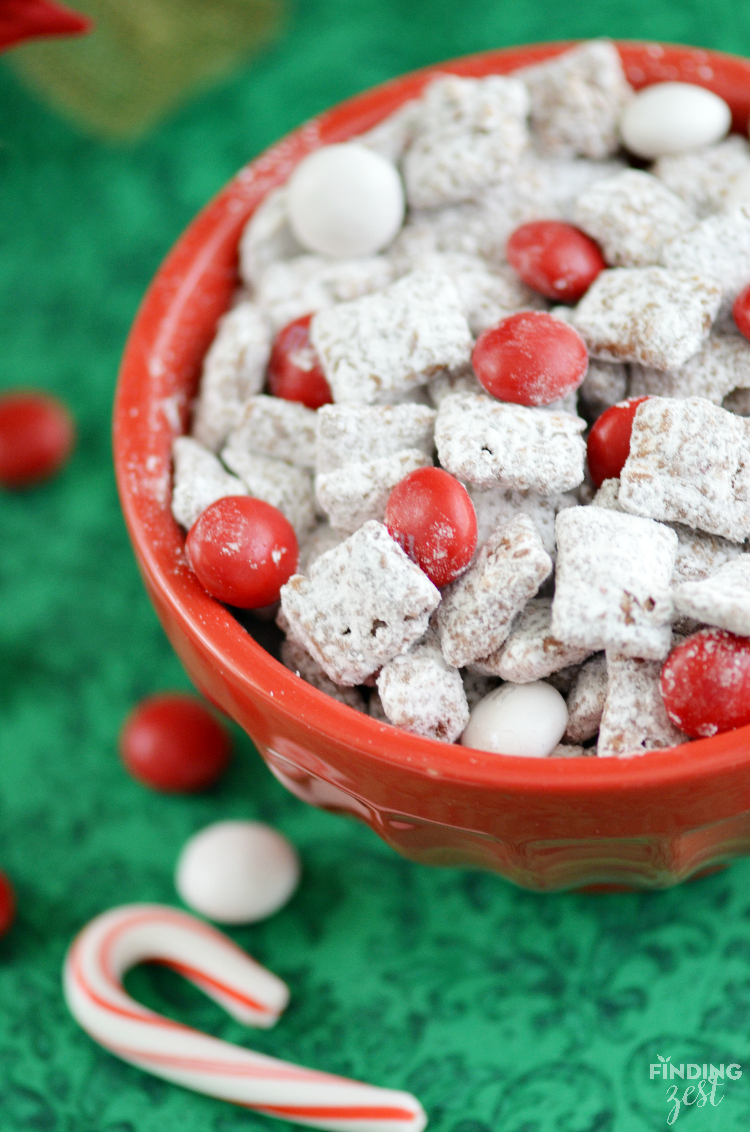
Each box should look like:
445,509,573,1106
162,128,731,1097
384,467,477,587
186,496,298,608
0,390,75,488
0,871,15,938
733,282,750,341
586,396,649,488
661,629,750,739
267,314,333,409
506,220,607,303
120,693,231,792
472,310,588,406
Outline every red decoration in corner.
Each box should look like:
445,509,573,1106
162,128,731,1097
0,0,91,51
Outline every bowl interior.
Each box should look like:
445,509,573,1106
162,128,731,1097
114,39,750,812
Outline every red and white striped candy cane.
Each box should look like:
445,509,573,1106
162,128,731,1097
63,904,426,1132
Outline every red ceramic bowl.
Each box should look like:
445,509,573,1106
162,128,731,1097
115,40,750,891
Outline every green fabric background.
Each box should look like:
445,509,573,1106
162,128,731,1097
4,2,750,1130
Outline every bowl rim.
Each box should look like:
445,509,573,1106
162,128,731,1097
114,37,750,803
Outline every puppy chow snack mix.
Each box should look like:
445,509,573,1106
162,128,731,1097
173,41,750,757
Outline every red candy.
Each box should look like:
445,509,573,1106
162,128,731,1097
120,693,231,792
384,467,477,587
733,282,750,341
186,495,298,608
0,871,15,938
472,311,588,406
660,629,750,739
267,314,333,409
506,220,606,303
586,397,649,488
0,391,75,488
0,0,91,52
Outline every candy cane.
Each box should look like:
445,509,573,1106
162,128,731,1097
63,904,426,1132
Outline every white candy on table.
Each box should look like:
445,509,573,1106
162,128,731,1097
287,143,405,258
175,821,300,924
461,681,568,758
64,904,426,1132
619,81,731,159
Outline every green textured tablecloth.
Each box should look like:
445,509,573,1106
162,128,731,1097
4,3,750,1129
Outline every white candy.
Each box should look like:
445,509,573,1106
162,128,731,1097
287,144,405,258
620,82,731,160
175,821,300,924
460,681,568,757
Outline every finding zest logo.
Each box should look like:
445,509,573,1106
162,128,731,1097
649,1055,742,1124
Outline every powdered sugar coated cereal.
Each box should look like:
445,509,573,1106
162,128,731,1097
220,447,316,539
316,448,433,534
552,506,677,660
619,396,750,542
670,524,743,586
468,484,577,556
663,202,750,319
438,513,552,668
315,403,436,474
403,74,529,209
255,255,394,332
396,252,541,336
476,597,593,682
572,268,722,370
629,335,750,405
171,437,247,531
672,556,750,636
238,187,304,288
177,41,750,758
280,521,440,685
597,652,688,757
435,392,586,493
565,653,608,743
191,302,272,452
226,395,318,469
377,629,469,742
578,360,629,418
572,169,695,268
357,99,422,163
519,40,633,160
311,271,472,404
653,135,750,218
280,637,366,711
297,523,343,575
